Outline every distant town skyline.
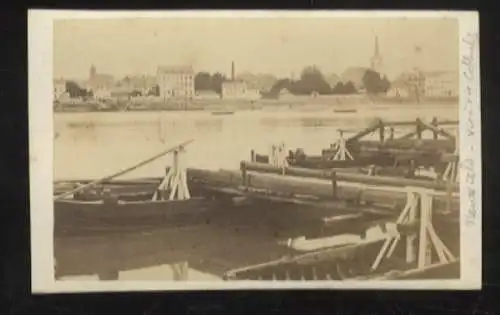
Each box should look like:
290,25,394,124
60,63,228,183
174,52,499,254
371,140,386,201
54,17,459,81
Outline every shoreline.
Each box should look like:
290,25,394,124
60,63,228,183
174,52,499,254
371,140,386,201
54,97,459,114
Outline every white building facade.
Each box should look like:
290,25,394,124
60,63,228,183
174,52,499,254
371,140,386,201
157,65,195,99
221,80,247,99
423,71,458,97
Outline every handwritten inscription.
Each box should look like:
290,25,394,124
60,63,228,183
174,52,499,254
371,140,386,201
460,32,479,227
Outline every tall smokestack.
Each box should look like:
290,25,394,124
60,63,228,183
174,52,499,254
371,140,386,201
231,61,235,81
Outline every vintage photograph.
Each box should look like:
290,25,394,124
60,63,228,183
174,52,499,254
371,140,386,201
29,11,481,291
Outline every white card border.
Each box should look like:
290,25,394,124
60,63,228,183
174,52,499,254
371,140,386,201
28,10,481,293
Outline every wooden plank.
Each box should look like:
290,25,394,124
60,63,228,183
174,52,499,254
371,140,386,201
187,167,460,211
242,162,459,192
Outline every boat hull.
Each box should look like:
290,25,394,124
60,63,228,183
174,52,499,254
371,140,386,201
54,197,211,236
53,177,219,236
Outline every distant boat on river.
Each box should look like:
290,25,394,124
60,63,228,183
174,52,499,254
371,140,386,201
211,111,235,116
333,108,357,114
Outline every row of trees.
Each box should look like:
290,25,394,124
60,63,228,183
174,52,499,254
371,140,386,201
194,72,228,94
65,81,93,98
265,67,390,98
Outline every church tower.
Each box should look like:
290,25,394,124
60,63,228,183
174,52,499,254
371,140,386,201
370,36,383,74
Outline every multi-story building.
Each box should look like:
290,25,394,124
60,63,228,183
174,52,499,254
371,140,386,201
423,71,458,97
221,80,248,99
86,64,115,99
157,65,195,99
395,69,426,99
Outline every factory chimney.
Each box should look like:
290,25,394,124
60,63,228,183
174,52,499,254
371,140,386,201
231,61,235,81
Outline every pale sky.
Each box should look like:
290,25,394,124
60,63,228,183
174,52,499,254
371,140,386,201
53,17,458,80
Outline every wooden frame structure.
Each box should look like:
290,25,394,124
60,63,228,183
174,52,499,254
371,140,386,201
330,130,354,161
442,134,460,183
371,187,456,271
152,145,191,201
344,117,458,145
270,142,288,168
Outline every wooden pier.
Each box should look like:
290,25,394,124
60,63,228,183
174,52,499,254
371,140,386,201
54,117,461,281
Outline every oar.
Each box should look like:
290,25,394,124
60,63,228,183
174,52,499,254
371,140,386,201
53,139,194,201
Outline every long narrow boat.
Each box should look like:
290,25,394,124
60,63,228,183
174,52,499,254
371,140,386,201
54,177,216,236
223,237,460,281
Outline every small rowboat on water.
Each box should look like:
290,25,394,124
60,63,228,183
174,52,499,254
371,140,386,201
211,111,234,116
333,108,357,114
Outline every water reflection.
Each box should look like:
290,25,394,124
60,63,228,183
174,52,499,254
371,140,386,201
54,105,458,280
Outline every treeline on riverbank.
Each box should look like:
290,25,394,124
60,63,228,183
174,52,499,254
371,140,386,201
53,94,458,113
262,67,390,98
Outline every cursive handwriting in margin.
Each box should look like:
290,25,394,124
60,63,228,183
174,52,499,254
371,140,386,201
460,31,479,227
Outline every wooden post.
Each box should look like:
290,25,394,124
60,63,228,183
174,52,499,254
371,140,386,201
371,187,456,272
240,161,248,189
406,192,417,264
389,127,395,140
379,121,385,143
250,149,256,162
416,118,423,140
418,192,431,268
431,117,439,140
331,171,337,199
171,261,189,281
153,146,191,201
333,130,354,161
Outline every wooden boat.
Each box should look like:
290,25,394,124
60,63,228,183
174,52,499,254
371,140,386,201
333,108,357,113
54,177,218,236
254,151,397,169
224,222,460,281
241,162,458,192
211,110,234,116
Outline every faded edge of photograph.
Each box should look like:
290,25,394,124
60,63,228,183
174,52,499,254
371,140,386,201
29,10,481,293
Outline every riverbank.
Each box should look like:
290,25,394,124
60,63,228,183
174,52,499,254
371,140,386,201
54,95,458,114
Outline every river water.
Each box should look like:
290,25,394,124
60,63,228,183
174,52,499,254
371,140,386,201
54,104,458,281
54,104,458,180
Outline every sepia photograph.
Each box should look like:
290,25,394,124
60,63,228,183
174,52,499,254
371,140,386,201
29,10,481,292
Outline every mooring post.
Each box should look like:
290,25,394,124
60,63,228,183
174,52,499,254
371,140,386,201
240,161,248,189
331,170,338,200
418,192,431,268
379,121,385,143
431,117,439,140
416,118,423,140
405,191,418,264
250,149,256,162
